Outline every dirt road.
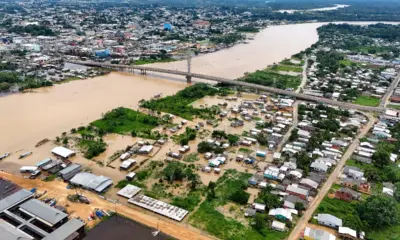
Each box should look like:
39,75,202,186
276,101,299,152
296,57,308,93
0,171,212,240
288,113,375,240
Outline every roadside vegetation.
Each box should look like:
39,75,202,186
241,70,301,90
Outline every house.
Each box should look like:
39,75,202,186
271,220,286,232
303,227,336,240
245,208,256,217
343,166,364,179
252,203,266,212
317,214,343,229
248,174,263,186
299,178,319,190
283,195,309,208
58,163,81,180
286,184,309,200
51,146,76,159
138,145,153,154
338,227,358,240
70,172,113,193
335,187,361,201
341,178,370,192
310,162,329,173
268,208,293,222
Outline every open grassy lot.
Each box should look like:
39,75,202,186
189,169,288,240
314,196,367,232
141,83,230,120
280,58,304,66
354,95,380,107
270,64,303,73
241,70,301,90
92,107,159,135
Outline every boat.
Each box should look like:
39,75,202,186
19,151,32,159
0,152,10,160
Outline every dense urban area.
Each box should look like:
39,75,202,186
2,1,400,240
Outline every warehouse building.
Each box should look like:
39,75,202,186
0,188,85,240
69,172,113,193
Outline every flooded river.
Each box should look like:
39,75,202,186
3,22,389,155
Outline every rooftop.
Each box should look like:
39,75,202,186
19,199,68,226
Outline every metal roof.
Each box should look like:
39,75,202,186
0,189,33,212
19,199,67,226
0,219,33,240
42,218,84,240
70,172,113,193
318,213,343,227
51,146,75,158
59,164,81,175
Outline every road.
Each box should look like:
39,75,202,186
296,58,308,93
0,171,213,240
277,101,299,152
380,73,400,108
288,113,375,240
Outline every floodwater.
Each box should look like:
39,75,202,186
0,23,326,157
275,4,350,14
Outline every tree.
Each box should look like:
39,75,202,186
295,202,305,211
256,186,281,210
357,195,399,229
207,181,216,199
229,190,250,204
197,141,213,153
227,134,239,145
394,182,400,202
372,149,391,168
289,129,299,141
253,213,266,233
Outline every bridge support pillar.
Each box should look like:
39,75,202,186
186,75,192,84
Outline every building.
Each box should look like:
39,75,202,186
0,189,85,240
58,164,82,181
268,208,293,222
317,214,343,229
303,227,336,240
138,145,153,154
335,187,361,201
286,184,309,200
271,220,286,232
58,164,81,180
69,172,113,193
310,162,329,173
338,227,357,240
51,146,75,159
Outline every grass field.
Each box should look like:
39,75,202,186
315,196,367,232
271,64,303,73
241,70,301,90
189,169,288,240
354,95,380,107
388,104,400,110
141,83,230,120
92,107,159,134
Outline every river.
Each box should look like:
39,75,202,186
275,4,350,14
1,22,393,155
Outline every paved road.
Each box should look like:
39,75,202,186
380,73,400,108
277,102,299,152
288,113,375,240
67,60,385,113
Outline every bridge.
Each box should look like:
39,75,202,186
67,60,385,113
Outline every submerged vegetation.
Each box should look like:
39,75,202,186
92,107,159,136
141,83,230,120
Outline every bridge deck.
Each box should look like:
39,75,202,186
67,60,385,113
